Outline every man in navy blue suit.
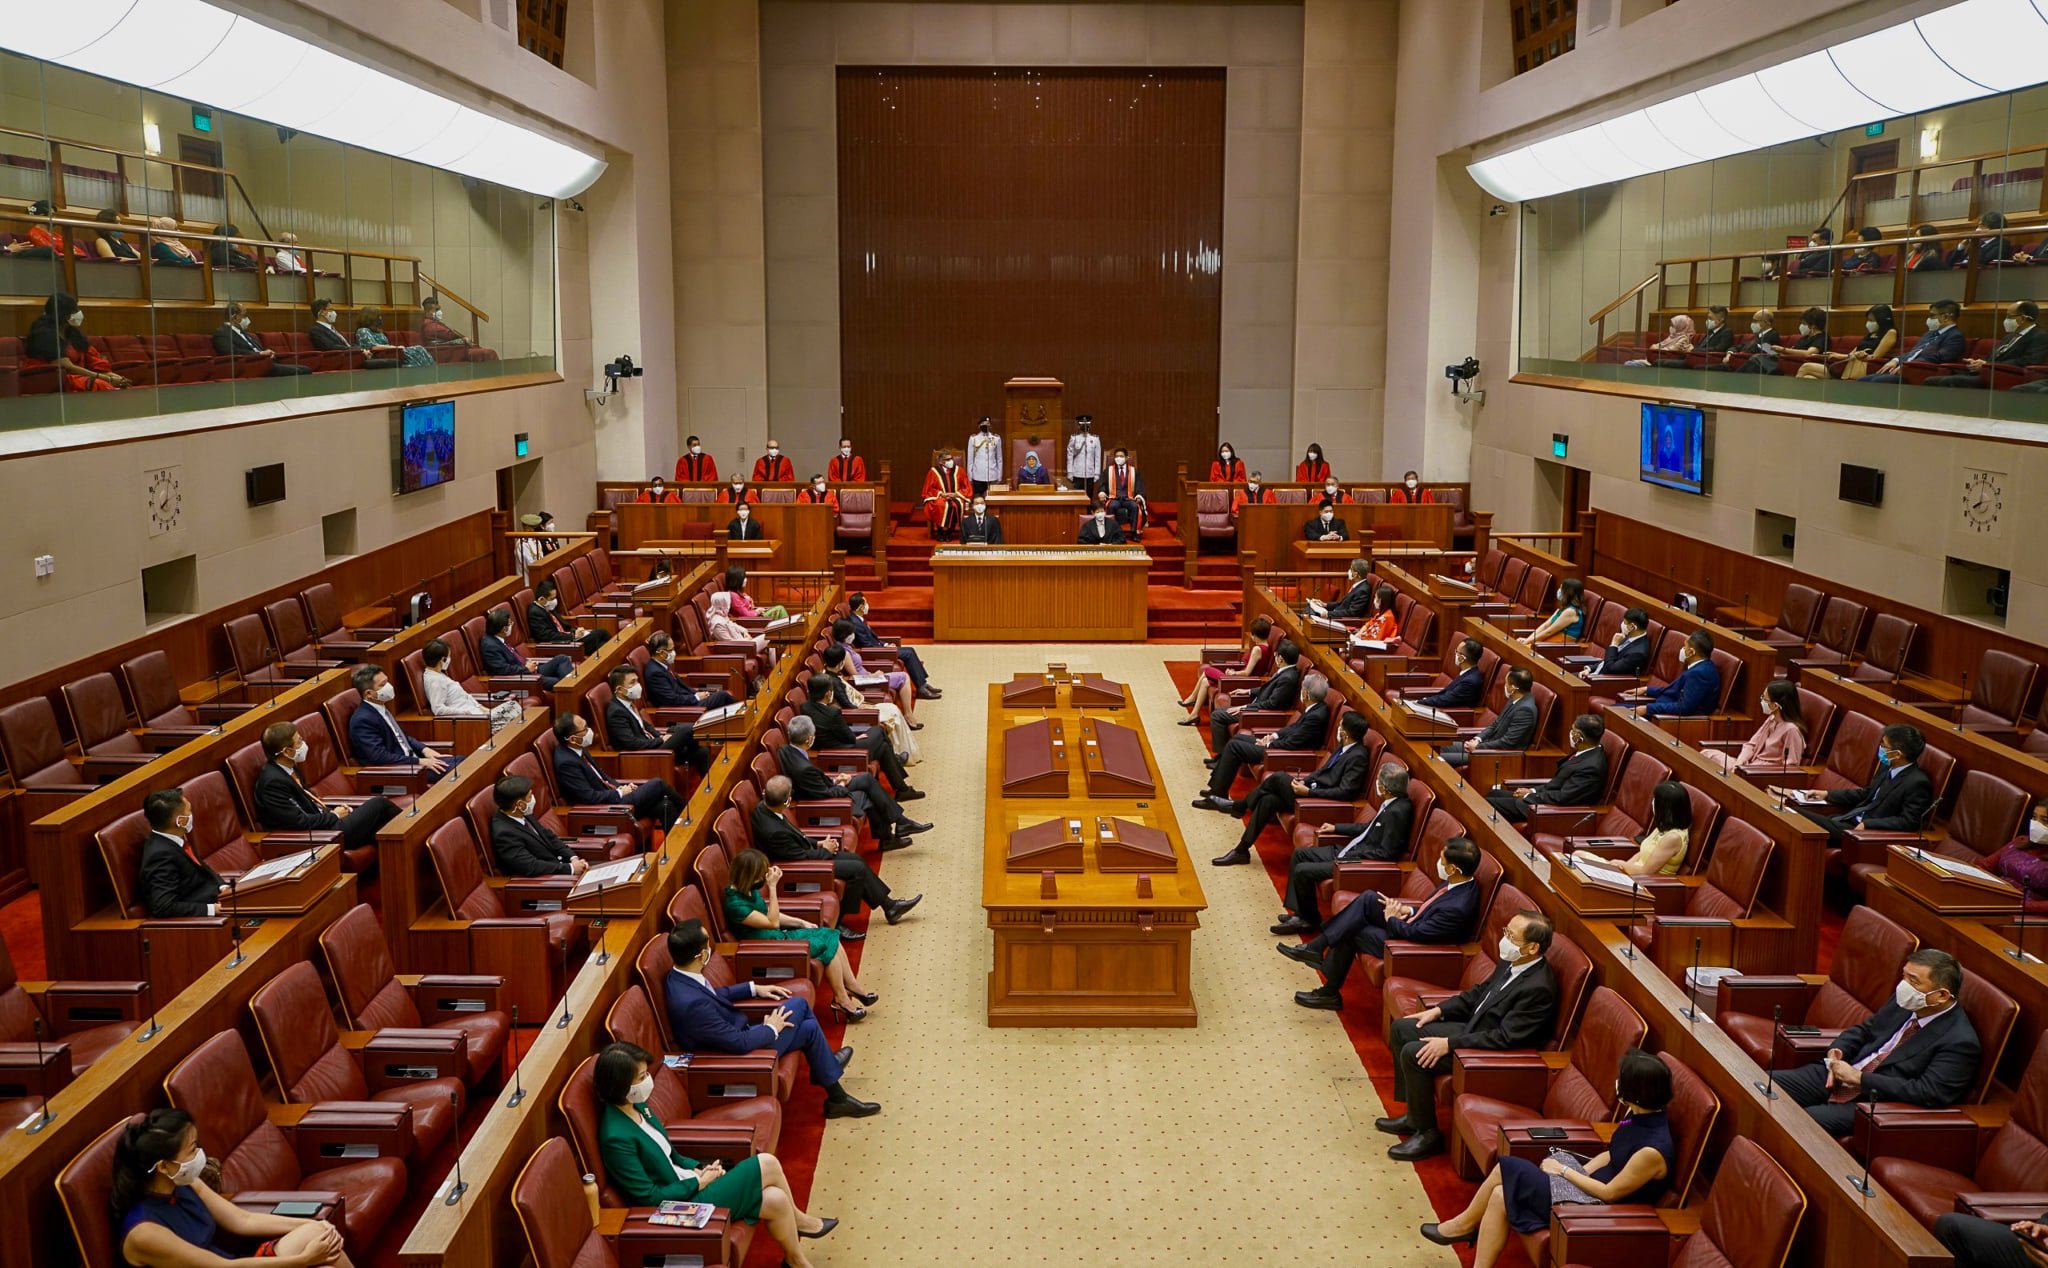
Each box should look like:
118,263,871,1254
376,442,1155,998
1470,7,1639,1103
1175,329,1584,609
550,713,683,829
846,592,937,698
1402,638,1486,710
1206,712,1374,866
478,607,573,690
1628,629,1720,718
345,665,451,780
663,919,878,1118
1586,608,1653,678
1861,298,1967,382
1284,837,1485,1008
643,631,736,709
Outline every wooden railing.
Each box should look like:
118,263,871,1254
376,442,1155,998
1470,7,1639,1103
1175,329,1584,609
1588,273,1657,352
0,125,270,237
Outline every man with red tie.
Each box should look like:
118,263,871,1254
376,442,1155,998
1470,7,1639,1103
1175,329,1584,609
827,438,866,482
719,475,755,504
1282,837,1484,1008
752,440,795,483
922,451,969,540
1103,447,1146,534
673,434,717,482
1231,471,1276,517
796,474,838,510
137,788,225,918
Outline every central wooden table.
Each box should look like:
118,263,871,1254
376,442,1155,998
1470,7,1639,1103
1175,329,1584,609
931,546,1149,641
985,487,1090,544
982,677,1206,1026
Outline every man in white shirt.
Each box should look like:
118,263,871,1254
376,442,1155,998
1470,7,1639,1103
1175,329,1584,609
966,416,1003,496
1065,415,1103,500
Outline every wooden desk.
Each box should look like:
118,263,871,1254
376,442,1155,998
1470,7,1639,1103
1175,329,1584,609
1290,540,1366,575
982,681,1205,1026
614,502,835,573
1233,502,1453,571
985,488,1089,544
931,547,1148,642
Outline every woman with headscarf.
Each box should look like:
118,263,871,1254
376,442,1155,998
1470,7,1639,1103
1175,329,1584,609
706,590,774,659
148,217,201,266
1625,314,1694,367
354,309,435,367
24,293,126,392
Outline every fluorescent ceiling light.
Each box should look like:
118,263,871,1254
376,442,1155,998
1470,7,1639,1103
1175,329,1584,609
1467,0,2043,203
1,1,605,197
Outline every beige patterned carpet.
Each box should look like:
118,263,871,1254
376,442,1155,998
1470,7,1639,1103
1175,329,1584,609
802,645,1440,1264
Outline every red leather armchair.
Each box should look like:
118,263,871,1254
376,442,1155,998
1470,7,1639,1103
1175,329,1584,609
0,699,99,816
222,612,299,688
1716,906,1917,1069
0,934,141,1123
1867,1029,2048,1232
670,884,823,991
1624,817,1774,980
58,672,160,776
693,836,842,937
1911,648,2041,741
1843,767,2028,897
1528,752,1671,854
119,649,250,736
317,902,508,1088
259,597,346,673
1751,583,1824,652
603,983,784,1153
1787,596,1871,676
1309,804,1478,930
630,936,805,1103
423,817,583,1021
1450,986,1646,1178
1551,1136,1804,1268
1846,613,1919,684
511,1137,624,1268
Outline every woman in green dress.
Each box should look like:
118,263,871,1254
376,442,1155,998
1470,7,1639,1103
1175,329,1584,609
593,1042,834,1266
725,847,876,1021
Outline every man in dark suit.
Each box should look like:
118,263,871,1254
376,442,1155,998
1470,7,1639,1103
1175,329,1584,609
1209,713,1374,866
847,592,936,698
1933,1212,2048,1268
1273,765,1416,929
751,773,919,928
551,714,683,829
1382,910,1560,1160
1798,723,1935,844
1714,308,1777,373
1403,638,1486,710
1314,560,1375,620
727,503,765,541
1484,714,1607,823
663,919,877,1118
1208,640,1303,754
1304,501,1348,542
137,788,223,918
1771,949,1980,1135
604,667,711,775
1585,608,1653,677
960,497,1004,545
1863,298,1968,382
345,666,451,778
479,607,574,690
251,721,399,850
803,666,920,800
488,775,590,877
1079,502,1124,545
1441,666,1538,768
642,631,736,709
779,718,930,846
1949,211,2015,268
1695,306,1734,355
526,578,591,645
1626,629,1720,717
1926,300,2048,386
212,301,308,375
1285,837,1486,1003
308,298,354,353
1199,673,1331,801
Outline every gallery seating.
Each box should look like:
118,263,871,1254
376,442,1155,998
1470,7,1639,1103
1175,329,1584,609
1716,906,1918,1070
316,902,508,1088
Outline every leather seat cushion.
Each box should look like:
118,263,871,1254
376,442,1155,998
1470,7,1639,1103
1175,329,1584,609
432,1010,509,1086
374,1076,465,1155
64,1020,138,1075
1719,1012,1775,1068
694,1094,784,1154
298,1157,408,1247
1867,1156,1974,1229
1453,1093,1534,1176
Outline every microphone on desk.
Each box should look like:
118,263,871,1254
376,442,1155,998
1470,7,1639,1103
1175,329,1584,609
1559,809,1598,862
443,1090,469,1205
227,876,244,968
1622,879,1641,962
260,646,282,705
1849,1096,1877,1196
1888,640,1909,700
505,1005,526,1107
555,938,574,1029
1754,1004,1783,1098
1681,936,1704,1023
2008,912,2036,964
1956,671,1970,733
137,935,162,1043
25,1017,54,1134
592,879,610,966
210,668,227,733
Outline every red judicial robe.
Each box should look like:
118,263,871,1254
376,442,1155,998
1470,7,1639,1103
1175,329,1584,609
1389,486,1435,504
797,488,839,510
636,489,681,504
827,454,867,482
674,452,718,481
752,454,795,482
1295,459,1331,483
718,486,757,504
1209,457,1246,483
922,464,968,535
1230,486,1276,516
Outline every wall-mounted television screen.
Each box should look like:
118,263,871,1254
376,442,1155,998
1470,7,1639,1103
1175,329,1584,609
245,462,286,507
1639,402,1711,495
1839,463,1885,507
394,400,455,494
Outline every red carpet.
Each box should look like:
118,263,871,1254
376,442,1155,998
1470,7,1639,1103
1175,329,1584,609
1,890,43,980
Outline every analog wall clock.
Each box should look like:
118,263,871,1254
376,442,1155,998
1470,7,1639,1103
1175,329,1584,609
1960,469,2004,535
146,466,183,537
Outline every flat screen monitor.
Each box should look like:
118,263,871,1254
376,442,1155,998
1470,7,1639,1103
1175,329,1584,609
245,462,286,507
1639,402,1710,495
1839,463,1885,507
395,400,455,494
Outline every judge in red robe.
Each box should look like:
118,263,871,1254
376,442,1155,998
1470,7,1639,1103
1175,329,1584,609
1294,445,1330,484
1389,470,1434,503
1230,475,1276,517
752,441,795,483
922,455,969,539
1208,444,1245,483
828,440,866,482
636,479,680,504
674,435,718,482
719,478,756,504
796,476,839,511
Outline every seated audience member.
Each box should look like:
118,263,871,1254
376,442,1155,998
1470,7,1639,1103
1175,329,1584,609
4,200,76,257
1390,470,1432,502
1703,679,1805,775
1622,314,1693,367
480,606,574,689
93,208,140,260
725,565,789,622
1230,470,1276,516
593,1042,830,1265
1523,575,1588,643
1399,637,1486,710
1953,211,2015,267
606,666,711,774
114,1108,350,1268
644,631,736,709
1720,308,1779,373
1694,305,1734,355
267,230,308,274
847,591,937,699
551,713,683,829
922,451,969,540
1305,500,1349,542
1441,666,1538,768
725,844,886,1013
1209,442,1246,483
1275,763,1414,928
252,720,400,850
707,590,774,662
419,295,469,347
1015,449,1051,484
527,577,593,644
213,301,309,375
1295,443,1330,484
802,669,920,800
1347,586,1403,649
1079,498,1125,545
422,637,521,733
1843,225,1886,271
1181,614,1273,721
1102,448,1146,532
1806,303,1896,380
138,788,223,918
23,292,127,391
728,500,765,541
1206,713,1374,867
827,438,866,482
1198,672,1331,799
1585,607,1652,677
753,440,795,483
1924,300,2046,387
753,766,920,935
1420,1049,1676,1263
663,919,879,1117
346,665,451,777
1793,722,1933,845
308,298,353,352
637,477,680,504
208,223,258,269
1285,837,1484,1002
489,774,589,878
1483,714,1607,823
1985,796,2048,908
1766,306,1831,372
960,495,1003,544
1318,476,1352,506
1905,224,1949,271
796,474,838,509
147,216,201,266
675,434,718,482
1792,225,1836,274
1310,559,1376,621
778,718,929,849
1208,639,1303,753
1862,298,1966,382
355,308,432,366
1934,1213,2048,1267
1382,910,1560,1160
1770,949,1980,1134
1623,629,1719,717
830,617,917,729
1570,779,1689,876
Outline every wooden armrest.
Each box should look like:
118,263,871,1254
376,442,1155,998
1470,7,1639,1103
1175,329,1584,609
1333,861,1405,895
664,1121,760,1163
728,943,811,983
1714,975,1819,1022
1294,799,1360,828
292,1107,416,1166
0,1040,72,1099
1496,1120,1608,1166
1849,1105,1982,1174
78,754,157,783
680,1052,779,1103
1382,942,1470,988
1452,1050,1553,1107
358,1030,467,1090
499,877,575,912
407,975,505,1019
1957,1193,2048,1223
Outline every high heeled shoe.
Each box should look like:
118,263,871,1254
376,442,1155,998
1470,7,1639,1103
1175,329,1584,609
852,989,879,1006
798,1217,839,1240
831,1002,868,1023
1419,1222,1476,1247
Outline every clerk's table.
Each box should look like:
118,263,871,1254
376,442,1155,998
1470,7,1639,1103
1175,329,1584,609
984,487,1090,545
931,545,1149,641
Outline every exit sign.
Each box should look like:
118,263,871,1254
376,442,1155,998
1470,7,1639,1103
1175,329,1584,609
1551,433,1569,459
1865,122,1885,137
192,107,213,133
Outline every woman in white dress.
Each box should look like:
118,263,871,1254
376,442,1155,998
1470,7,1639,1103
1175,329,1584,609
421,637,521,733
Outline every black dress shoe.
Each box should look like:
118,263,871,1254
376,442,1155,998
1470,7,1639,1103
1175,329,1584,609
1270,915,1314,935
823,1093,880,1118
898,788,927,801
1293,989,1342,1009
922,686,943,698
836,925,867,942
1177,716,1199,726
895,819,934,836
1373,1115,1417,1136
1190,796,1216,810
799,1217,840,1240
883,894,922,924
835,1046,854,1070
907,721,924,731
1276,941,1324,965
1210,848,1250,866
1388,1128,1445,1161
878,835,913,852
1203,757,1219,769
1420,1222,1476,1247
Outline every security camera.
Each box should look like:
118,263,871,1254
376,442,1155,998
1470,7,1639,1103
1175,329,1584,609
1445,356,1484,405
1488,203,1508,217
603,355,644,394
567,199,586,213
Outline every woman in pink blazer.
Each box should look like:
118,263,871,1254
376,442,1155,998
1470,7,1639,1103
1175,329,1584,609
1703,680,1805,774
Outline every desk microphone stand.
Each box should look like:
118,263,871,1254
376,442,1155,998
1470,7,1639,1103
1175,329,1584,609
505,1005,526,1107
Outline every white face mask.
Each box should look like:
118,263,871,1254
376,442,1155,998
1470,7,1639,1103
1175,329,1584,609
1498,933,1525,962
1320,512,1333,523
625,684,642,701
690,445,702,455
373,683,396,704
1405,478,1418,489
2006,318,2021,333
1866,320,1879,333
1706,318,1720,330
944,458,954,468
543,597,558,610
973,505,986,516
1894,978,1932,1012
731,484,744,494
290,740,309,763
1798,324,1812,336
841,446,852,457
2031,818,2048,845
163,1148,207,1188
650,486,665,497
1094,513,1106,523
173,813,195,836
68,309,85,328
1437,858,1453,882
432,308,445,320
238,316,251,330
1115,457,1126,467
573,730,593,749
628,1074,655,1104
1926,317,1941,331
1220,450,1232,461
767,448,779,458
814,483,827,494
659,650,676,665
1750,322,1763,334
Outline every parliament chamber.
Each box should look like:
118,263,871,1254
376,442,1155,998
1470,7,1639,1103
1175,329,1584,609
9,3,2048,1268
